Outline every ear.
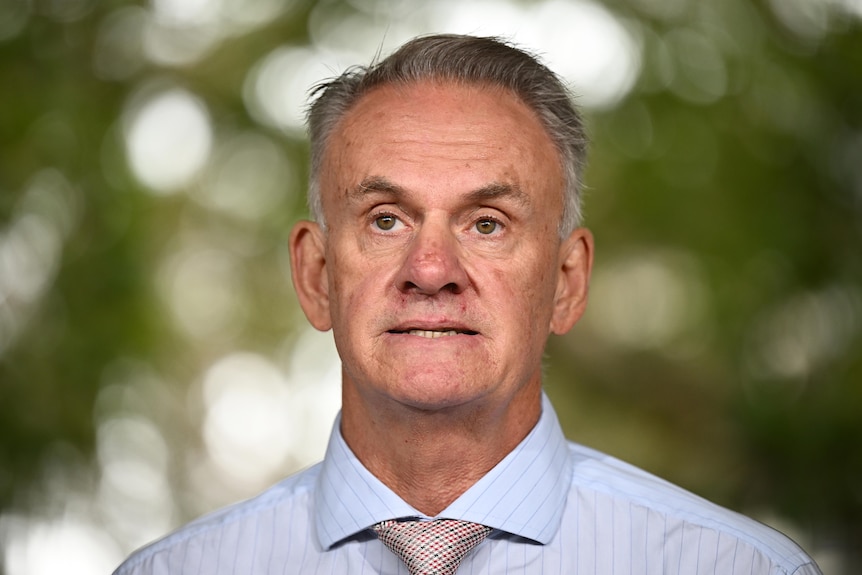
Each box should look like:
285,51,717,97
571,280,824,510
289,220,332,331
549,227,594,335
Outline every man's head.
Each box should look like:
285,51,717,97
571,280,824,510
290,34,593,420
306,34,587,238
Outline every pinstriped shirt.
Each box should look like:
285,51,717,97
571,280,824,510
114,394,821,574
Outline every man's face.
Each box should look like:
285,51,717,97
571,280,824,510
303,81,590,412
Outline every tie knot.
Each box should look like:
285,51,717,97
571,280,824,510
373,519,491,575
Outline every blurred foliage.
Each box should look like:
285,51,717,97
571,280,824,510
547,0,862,560
1,0,861,571
1,2,144,508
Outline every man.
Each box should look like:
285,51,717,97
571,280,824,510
115,34,821,574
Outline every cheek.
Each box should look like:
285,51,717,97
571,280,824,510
488,253,557,321
328,251,391,324
327,252,363,319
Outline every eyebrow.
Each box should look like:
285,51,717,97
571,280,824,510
464,182,531,208
350,176,532,208
350,176,404,199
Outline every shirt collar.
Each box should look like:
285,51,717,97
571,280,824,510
313,392,572,549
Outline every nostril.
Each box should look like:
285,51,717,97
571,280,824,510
398,280,464,296
396,234,469,295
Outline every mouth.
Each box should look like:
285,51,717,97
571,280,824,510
388,328,478,339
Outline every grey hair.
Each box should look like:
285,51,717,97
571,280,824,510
305,34,587,237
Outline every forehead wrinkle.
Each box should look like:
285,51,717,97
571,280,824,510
349,176,532,209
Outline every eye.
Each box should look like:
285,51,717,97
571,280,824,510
373,213,402,231
475,218,499,235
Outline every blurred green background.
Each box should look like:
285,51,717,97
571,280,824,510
1,0,860,573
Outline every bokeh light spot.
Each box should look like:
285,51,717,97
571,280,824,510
4,515,122,575
430,0,641,109
665,28,727,104
157,247,247,341
194,131,295,221
244,45,341,135
585,250,709,352
92,7,148,82
0,170,78,358
123,86,213,194
745,286,862,381
201,353,296,484
291,0,642,121
0,0,31,41
96,415,174,548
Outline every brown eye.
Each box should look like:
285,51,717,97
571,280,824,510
374,214,399,231
476,219,498,234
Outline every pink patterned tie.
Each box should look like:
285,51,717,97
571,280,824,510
373,519,491,575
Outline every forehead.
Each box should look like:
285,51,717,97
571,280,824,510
340,80,545,139
320,80,564,201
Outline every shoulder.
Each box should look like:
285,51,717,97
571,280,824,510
113,463,322,575
563,442,820,574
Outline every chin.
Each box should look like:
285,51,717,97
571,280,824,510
387,373,492,412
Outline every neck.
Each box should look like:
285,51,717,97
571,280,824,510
340,383,542,516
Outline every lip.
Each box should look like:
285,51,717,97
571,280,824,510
385,319,479,337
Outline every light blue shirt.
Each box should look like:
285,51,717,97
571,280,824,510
114,394,821,574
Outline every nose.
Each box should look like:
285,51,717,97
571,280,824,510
395,221,468,296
